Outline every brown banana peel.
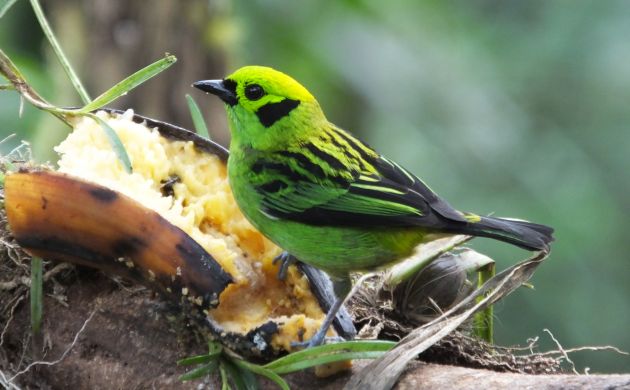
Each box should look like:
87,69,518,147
5,169,232,308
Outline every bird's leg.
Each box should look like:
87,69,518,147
272,251,298,281
292,273,374,349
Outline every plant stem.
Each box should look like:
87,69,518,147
29,0,91,104
474,262,495,343
30,257,43,335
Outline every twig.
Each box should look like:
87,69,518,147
0,262,74,290
9,309,96,381
0,295,25,347
0,49,71,126
0,369,21,390
543,329,578,375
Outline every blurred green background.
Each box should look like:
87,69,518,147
1,0,628,373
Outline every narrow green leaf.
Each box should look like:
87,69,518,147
177,351,221,366
78,55,177,113
179,360,219,382
186,94,210,139
30,0,91,104
87,113,132,173
0,0,19,19
30,257,43,334
223,359,258,390
474,262,496,343
264,340,395,372
219,362,230,390
271,351,387,375
234,360,289,390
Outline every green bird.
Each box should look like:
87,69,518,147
194,66,554,348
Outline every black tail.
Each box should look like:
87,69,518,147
456,216,554,251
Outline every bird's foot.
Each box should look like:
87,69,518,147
290,335,345,349
272,251,297,281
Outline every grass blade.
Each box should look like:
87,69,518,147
186,94,210,139
177,351,221,366
29,0,91,104
79,55,177,113
263,340,395,374
219,362,230,390
87,113,132,173
30,257,43,334
179,360,219,382
474,262,496,343
0,0,18,19
234,360,289,390
223,359,258,390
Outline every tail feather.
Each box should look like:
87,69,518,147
455,216,554,251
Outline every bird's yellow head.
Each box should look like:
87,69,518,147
194,66,325,150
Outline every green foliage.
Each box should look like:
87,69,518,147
178,340,395,389
78,55,177,114
30,256,43,334
186,94,211,139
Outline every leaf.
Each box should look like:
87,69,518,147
223,359,259,390
86,113,132,173
234,360,289,390
264,340,394,374
179,360,219,382
219,362,230,390
456,249,495,273
186,94,210,139
78,55,177,113
177,351,221,366
0,0,18,19
29,0,91,104
30,257,43,334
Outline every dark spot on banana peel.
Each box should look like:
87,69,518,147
14,236,146,283
17,235,106,263
111,237,148,257
41,196,47,210
175,240,233,308
89,187,118,203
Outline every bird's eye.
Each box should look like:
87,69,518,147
244,84,265,101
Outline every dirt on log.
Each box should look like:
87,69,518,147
1,268,629,389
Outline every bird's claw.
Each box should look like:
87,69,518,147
272,251,296,281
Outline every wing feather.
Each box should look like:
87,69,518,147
254,126,465,227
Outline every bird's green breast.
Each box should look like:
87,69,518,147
227,151,430,277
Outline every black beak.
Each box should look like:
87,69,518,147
193,79,237,106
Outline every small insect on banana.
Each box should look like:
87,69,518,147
194,66,554,348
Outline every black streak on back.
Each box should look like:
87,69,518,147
256,98,300,128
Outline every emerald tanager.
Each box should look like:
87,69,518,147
194,66,554,348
